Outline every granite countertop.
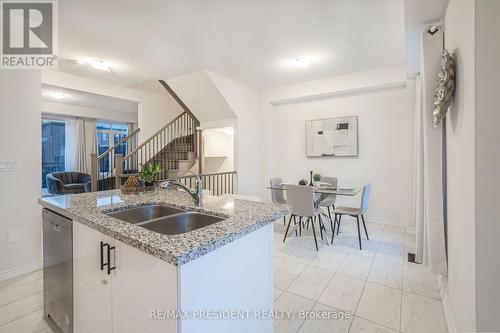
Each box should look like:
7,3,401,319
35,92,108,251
39,189,290,265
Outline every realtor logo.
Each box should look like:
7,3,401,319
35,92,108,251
1,0,58,69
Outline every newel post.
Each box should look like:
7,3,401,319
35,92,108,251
90,153,98,192
115,154,123,190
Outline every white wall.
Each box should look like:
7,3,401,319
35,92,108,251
42,100,138,124
443,0,477,331
202,129,234,174
42,71,182,143
0,71,42,279
206,71,265,197
474,0,500,331
261,67,410,225
167,70,236,123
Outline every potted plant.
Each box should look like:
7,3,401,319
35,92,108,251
139,163,161,188
312,173,322,187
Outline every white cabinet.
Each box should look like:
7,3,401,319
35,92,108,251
112,239,178,333
73,222,113,333
73,221,178,333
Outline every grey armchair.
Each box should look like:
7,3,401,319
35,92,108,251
46,172,91,195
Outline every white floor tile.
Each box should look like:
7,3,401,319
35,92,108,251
401,292,448,333
298,303,352,333
331,236,355,253
338,253,373,280
375,242,405,264
349,316,398,333
274,287,285,302
356,282,402,331
274,259,308,290
310,248,347,272
0,309,57,333
0,293,43,326
318,273,365,314
287,245,321,265
273,292,315,333
287,266,333,301
0,278,43,308
348,239,379,259
403,262,441,300
368,259,403,290
0,271,42,292
274,238,302,257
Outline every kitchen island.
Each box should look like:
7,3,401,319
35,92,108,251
39,189,289,333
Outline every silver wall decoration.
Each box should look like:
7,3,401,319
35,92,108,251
433,50,456,127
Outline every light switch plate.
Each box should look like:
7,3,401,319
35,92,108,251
0,159,21,172
8,229,21,243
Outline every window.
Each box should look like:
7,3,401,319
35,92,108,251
97,122,128,173
41,119,65,188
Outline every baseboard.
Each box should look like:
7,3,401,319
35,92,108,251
0,259,42,282
438,275,458,333
348,215,409,228
406,226,416,235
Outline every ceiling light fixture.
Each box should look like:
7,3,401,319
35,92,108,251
295,56,312,68
86,58,112,72
49,92,66,100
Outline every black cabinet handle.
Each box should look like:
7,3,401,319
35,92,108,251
107,245,116,275
100,241,108,271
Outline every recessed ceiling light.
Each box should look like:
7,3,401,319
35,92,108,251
86,58,112,71
49,92,66,100
295,56,312,68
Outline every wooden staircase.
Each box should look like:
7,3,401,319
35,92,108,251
90,81,200,191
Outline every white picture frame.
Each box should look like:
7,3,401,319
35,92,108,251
306,116,358,157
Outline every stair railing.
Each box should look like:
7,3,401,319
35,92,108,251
90,80,200,192
122,110,200,182
90,128,140,192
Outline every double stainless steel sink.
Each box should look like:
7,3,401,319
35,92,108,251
107,205,225,235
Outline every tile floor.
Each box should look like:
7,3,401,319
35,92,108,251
0,218,448,333
0,270,59,333
273,216,449,333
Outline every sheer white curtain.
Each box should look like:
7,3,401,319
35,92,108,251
65,118,87,173
413,27,447,275
84,119,97,172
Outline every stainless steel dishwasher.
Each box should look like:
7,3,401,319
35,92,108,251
43,209,73,333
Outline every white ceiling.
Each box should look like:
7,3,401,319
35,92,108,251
41,84,138,113
56,0,406,90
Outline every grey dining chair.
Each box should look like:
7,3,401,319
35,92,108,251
270,177,287,225
331,184,372,250
283,184,330,251
317,176,338,228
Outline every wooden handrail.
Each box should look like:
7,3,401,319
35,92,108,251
98,128,140,161
177,171,236,179
159,80,200,126
124,111,190,159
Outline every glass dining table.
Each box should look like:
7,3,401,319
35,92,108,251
266,185,362,205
